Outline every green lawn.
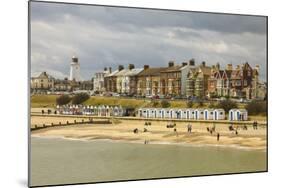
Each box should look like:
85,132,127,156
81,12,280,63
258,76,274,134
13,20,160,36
31,95,58,108
30,94,248,110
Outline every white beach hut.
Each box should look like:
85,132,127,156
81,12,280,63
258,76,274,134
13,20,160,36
237,109,248,121
141,108,149,118
170,109,178,119
188,109,195,119
156,108,165,118
180,109,188,119
148,108,157,118
164,109,171,119
93,106,98,116
229,109,236,121
118,106,124,116
138,108,143,118
194,109,204,120
204,109,214,120
214,109,225,120
229,109,247,121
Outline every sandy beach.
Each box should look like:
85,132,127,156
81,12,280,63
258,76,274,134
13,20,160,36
31,115,267,150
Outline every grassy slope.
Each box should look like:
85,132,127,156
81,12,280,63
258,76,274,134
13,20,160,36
31,95,58,108
30,95,251,111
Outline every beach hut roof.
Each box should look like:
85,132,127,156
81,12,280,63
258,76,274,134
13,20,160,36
215,108,225,111
237,109,247,112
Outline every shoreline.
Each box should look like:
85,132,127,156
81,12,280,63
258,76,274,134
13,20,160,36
31,131,266,152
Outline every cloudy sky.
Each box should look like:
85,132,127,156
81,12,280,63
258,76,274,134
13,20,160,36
30,1,267,81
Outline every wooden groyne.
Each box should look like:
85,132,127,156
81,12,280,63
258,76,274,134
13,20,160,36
31,118,112,131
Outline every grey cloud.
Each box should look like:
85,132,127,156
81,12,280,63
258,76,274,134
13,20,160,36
30,1,267,81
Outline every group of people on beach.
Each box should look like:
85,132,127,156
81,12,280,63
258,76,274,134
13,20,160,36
41,109,56,115
133,120,260,144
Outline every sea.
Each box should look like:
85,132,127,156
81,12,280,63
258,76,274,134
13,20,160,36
30,137,267,186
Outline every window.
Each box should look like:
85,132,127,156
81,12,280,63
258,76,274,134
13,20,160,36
201,112,203,114
220,112,223,115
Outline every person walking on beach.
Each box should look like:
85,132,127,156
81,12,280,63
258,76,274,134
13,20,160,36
187,124,192,133
174,128,178,137
217,133,220,141
254,121,258,130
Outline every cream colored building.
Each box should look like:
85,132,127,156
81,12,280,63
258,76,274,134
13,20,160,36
31,72,55,91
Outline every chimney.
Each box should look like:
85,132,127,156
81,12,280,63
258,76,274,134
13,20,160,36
118,65,124,71
227,64,233,71
104,67,107,71
182,62,188,66
201,61,206,67
168,61,175,67
189,59,195,66
128,64,135,70
144,65,149,70
109,67,112,73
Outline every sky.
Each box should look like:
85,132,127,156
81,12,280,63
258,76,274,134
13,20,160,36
30,2,267,81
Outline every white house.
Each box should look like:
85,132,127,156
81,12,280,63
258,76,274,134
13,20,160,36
93,68,110,93
180,61,196,96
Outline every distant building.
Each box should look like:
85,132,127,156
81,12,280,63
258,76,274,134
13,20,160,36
104,65,124,93
31,71,55,92
160,60,195,97
54,78,72,91
186,61,212,98
93,68,110,93
115,64,143,95
208,63,231,97
256,82,267,100
229,63,259,99
79,80,94,91
69,56,81,81
137,65,167,96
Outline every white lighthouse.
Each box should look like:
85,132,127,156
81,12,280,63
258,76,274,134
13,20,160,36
69,56,80,81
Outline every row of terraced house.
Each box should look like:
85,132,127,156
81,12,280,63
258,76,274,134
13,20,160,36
93,59,264,100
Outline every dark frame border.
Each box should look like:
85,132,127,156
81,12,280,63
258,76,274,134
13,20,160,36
28,0,268,187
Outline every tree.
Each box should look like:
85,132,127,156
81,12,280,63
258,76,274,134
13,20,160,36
208,102,217,108
72,93,90,104
217,99,238,112
151,100,159,107
56,94,71,105
186,100,193,108
198,100,204,107
245,100,267,115
161,100,171,108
